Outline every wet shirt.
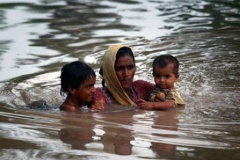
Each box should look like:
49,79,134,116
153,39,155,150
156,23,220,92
94,80,154,105
147,85,185,105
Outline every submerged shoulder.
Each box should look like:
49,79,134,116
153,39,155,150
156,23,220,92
60,103,78,112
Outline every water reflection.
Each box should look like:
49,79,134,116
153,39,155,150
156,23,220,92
101,110,136,155
59,113,96,150
149,110,178,156
58,108,180,157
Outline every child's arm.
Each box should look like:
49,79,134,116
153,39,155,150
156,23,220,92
136,99,176,110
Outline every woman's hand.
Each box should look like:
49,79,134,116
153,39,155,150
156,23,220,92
91,100,105,111
136,99,154,110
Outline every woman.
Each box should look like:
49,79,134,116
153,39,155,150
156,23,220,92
94,44,154,106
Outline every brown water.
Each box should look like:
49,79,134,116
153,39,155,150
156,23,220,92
0,0,240,159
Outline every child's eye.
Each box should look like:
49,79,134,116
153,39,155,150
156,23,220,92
154,75,161,78
165,75,171,78
87,84,94,89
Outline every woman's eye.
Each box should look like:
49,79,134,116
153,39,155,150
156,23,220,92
115,67,123,71
115,65,135,71
127,65,135,70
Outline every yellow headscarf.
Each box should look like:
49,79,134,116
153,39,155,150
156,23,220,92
102,44,135,106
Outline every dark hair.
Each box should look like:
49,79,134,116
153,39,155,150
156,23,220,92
60,61,95,96
115,47,135,63
153,54,179,74
99,47,135,87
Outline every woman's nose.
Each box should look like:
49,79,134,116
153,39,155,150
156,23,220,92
123,68,129,76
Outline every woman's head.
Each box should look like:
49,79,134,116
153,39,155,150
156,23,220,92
101,44,136,106
115,47,135,64
114,47,136,91
99,47,135,87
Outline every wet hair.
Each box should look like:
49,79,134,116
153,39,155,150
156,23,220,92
60,61,95,96
153,54,179,74
99,47,135,87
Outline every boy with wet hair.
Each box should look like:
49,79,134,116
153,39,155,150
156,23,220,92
137,54,185,110
60,61,104,112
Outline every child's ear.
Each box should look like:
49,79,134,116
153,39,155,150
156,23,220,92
175,74,180,80
68,87,76,95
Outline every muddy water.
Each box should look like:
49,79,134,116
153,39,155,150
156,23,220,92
0,0,240,159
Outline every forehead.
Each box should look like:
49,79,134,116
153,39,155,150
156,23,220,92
115,55,134,66
82,76,96,83
153,63,175,73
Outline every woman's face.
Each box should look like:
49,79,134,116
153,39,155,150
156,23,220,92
115,55,136,91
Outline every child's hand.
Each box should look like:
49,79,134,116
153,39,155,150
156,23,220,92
136,99,154,110
91,100,105,112
155,92,166,102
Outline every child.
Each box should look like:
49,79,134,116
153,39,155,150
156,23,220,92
137,54,185,110
60,61,104,112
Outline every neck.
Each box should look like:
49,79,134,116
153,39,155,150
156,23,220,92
65,96,84,108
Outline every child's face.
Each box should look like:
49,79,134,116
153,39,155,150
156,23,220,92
74,76,96,104
153,64,179,89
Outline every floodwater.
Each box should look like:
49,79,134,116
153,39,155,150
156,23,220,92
0,0,240,159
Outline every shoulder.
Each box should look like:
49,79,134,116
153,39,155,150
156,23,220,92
94,88,106,99
94,87,111,104
132,80,154,100
133,80,154,86
133,80,154,88
95,87,109,97
95,87,104,94
60,104,78,112
171,90,185,105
